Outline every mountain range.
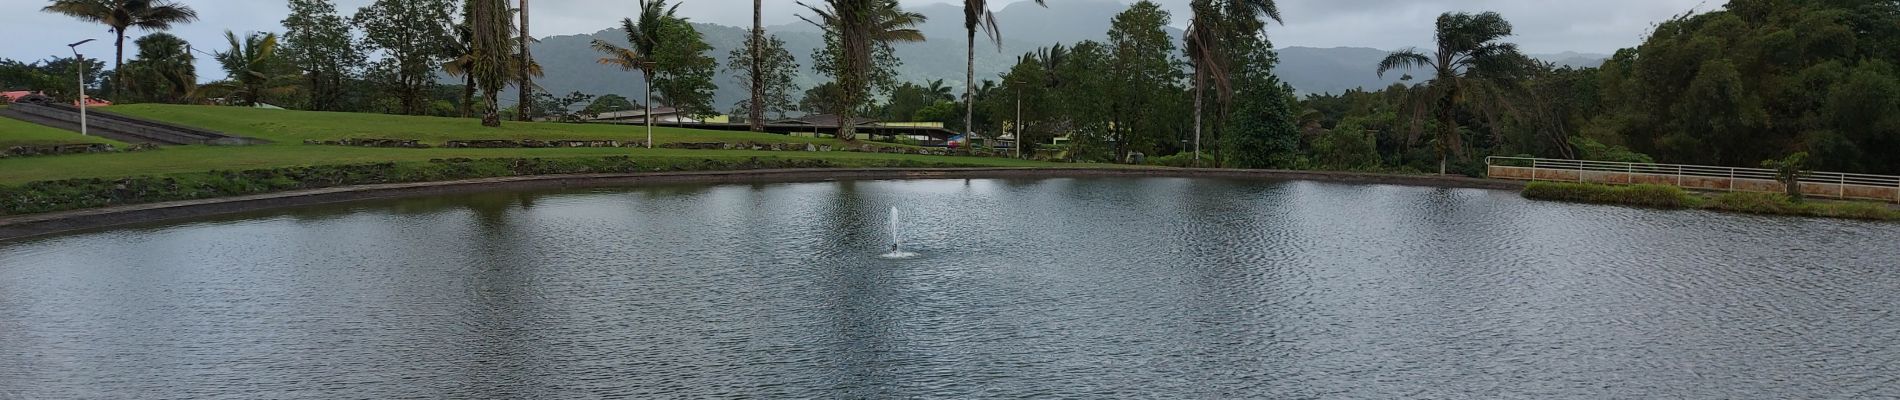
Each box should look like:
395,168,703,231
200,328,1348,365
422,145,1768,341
524,0,1606,111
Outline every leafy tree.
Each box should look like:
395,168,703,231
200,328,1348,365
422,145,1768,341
41,0,199,99
355,0,457,115
532,91,595,122
213,31,294,107
798,82,844,116
1052,41,1115,161
584,94,637,115
727,34,800,122
648,17,719,123
959,0,1047,139
1106,1,1183,158
282,0,363,111
1186,0,1282,165
121,33,195,103
1377,12,1528,174
800,0,927,141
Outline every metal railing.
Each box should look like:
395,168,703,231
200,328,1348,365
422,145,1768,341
1485,156,1900,202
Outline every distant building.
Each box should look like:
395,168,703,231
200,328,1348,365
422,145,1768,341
1,90,110,107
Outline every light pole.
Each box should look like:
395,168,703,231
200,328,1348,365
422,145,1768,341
1011,80,1025,159
68,39,96,136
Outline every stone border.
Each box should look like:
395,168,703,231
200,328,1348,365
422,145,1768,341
0,168,1520,242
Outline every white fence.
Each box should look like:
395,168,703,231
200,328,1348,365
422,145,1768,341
1485,156,1900,203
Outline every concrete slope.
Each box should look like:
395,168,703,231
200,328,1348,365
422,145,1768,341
0,103,266,146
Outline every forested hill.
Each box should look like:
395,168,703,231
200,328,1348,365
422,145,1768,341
524,0,1605,111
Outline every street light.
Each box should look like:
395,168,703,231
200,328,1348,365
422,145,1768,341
68,39,96,136
1011,80,1025,160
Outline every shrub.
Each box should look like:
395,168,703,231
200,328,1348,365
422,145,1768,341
1145,153,1216,168
1522,182,1696,209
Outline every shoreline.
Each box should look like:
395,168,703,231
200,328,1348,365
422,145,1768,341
0,167,1519,242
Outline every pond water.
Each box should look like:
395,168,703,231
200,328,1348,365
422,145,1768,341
1,178,1897,398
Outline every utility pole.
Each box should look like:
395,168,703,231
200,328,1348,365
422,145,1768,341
68,39,96,136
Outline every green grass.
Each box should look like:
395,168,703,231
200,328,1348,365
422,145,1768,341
0,106,126,147
105,104,877,146
1524,182,1900,221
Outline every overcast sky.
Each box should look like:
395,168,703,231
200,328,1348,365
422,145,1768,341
3,0,1708,72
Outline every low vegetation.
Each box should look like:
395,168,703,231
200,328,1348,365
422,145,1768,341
1524,182,1900,221
0,155,1039,216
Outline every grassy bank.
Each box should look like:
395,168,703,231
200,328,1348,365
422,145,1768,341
105,104,868,146
0,107,126,147
1522,182,1900,221
0,155,1053,216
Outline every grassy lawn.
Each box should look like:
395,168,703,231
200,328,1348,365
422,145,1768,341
0,107,126,147
105,104,878,146
0,146,1074,185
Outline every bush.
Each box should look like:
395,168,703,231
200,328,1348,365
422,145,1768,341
1522,182,1696,209
1310,128,1381,171
1145,152,1216,168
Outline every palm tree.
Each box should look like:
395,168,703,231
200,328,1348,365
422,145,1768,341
960,0,1045,144
748,0,765,132
123,32,195,103
466,0,513,127
213,31,282,106
925,79,954,102
798,0,927,141
516,0,533,122
42,0,199,99
1376,11,1525,175
444,24,478,117
1185,0,1280,166
593,0,678,147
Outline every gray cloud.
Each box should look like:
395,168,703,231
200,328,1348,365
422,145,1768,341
3,0,1707,82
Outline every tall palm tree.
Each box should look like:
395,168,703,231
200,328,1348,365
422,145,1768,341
960,0,1045,143
798,0,926,141
1185,0,1280,166
1376,11,1525,175
466,0,513,127
593,0,678,147
213,31,283,106
123,32,195,103
925,79,953,102
42,0,199,98
748,0,765,132
517,0,532,122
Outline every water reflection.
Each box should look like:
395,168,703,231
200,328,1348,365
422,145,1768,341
1,178,1897,398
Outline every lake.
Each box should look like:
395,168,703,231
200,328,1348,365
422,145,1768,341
2,178,1896,398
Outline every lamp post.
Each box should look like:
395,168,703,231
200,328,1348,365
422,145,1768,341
1011,80,1025,159
68,39,96,136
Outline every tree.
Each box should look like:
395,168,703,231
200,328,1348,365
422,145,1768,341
798,82,844,115
282,0,363,111
121,33,195,103
584,94,637,115
1376,12,1527,174
800,0,927,141
42,0,199,100
748,0,765,131
356,0,457,115
464,0,513,127
214,31,287,106
1106,1,1182,158
960,0,1047,141
727,34,800,122
1186,0,1281,165
516,0,532,122
595,0,712,143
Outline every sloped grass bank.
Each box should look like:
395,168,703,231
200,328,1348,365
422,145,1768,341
0,156,1010,216
1523,182,1899,221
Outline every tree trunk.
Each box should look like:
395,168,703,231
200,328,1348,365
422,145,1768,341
643,71,654,148
1192,67,1204,168
113,27,126,100
1438,94,1456,175
461,75,475,118
482,89,501,127
517,0,532,122
963,28,977,150
748,0,765,132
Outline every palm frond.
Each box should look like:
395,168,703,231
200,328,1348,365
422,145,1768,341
1376,49,1433,78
